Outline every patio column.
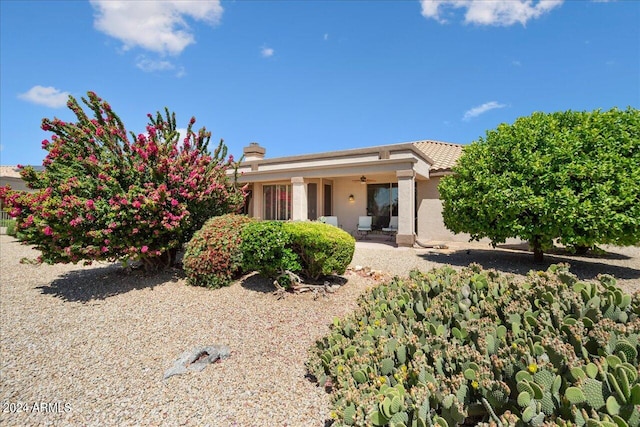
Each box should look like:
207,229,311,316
396,169,416,247
291,177,308,221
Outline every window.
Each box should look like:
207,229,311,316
307,183,317,220
263,185,291,220
323,184,332,216
367,183,398,230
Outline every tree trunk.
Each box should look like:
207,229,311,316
573,244,590,255
531,236,544,263
533,246,544,263
141,248,178,272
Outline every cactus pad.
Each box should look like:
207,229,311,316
343,404,356,425
307,264,639,427
566,387,587,405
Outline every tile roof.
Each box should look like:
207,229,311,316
413,140,464,171
0,166,22,178
0,166,44,178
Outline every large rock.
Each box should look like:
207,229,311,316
163,345,230,380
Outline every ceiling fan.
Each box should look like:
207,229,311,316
353,175,376,184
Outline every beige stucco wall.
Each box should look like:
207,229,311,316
417,178,451,241
416,177,476,242
416,177,524,245
333,178,368,235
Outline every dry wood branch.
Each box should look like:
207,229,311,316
272,270,336,299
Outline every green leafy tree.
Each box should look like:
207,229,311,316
0,92,246,270
439,107,640,261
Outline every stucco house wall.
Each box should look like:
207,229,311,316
416,177,471,242
332,178,364,233
416,176,524,245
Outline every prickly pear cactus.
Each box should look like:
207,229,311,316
306,263,640,427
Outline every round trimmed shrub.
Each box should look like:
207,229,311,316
307,264,640,427
183,214,254,288
240,221,301,286
283,221,355,281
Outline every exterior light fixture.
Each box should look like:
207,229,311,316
348,194,355,202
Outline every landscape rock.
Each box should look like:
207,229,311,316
163,345,230,380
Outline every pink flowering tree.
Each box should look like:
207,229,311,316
0,91,246,271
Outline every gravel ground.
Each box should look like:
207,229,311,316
1,235,638,426
351,239,640,295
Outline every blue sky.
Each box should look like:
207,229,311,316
1,0,638,166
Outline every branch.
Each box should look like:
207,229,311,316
272,270,337,300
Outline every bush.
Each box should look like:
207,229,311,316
439,107,640,262
307,264,640,427
240,221,301,287
240,221,356,287
283,221,355,281
0,91,245,271
183,214,254,288
1,218,17,236
6,220,16,237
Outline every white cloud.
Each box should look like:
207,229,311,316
175,67,187,78
136,57,175,72
261,46,274,58
463,101,506,120
324,33,329,41
135,56,186,77
420,0,563,26
90,0,223,55
18,86,70,108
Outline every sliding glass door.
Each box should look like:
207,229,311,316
263,185,291,220
367,183,398,230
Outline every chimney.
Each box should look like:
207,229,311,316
243,142,266,162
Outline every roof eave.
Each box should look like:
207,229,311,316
236,158,421,183
239,141,427,167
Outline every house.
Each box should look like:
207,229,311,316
0,166,37,192
236,141,464,247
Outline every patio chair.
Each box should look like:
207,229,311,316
322,216,339,228
356,216,372,240
382,216,398,241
